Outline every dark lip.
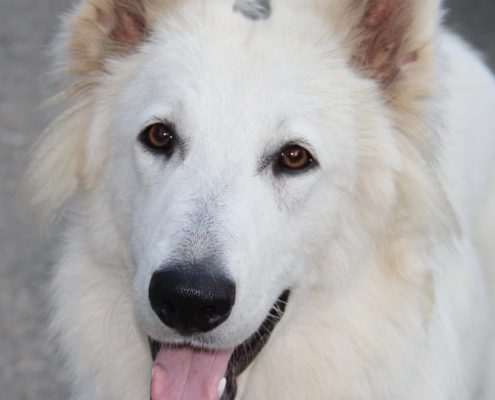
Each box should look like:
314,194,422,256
149,290,291,399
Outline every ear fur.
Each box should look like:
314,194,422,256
329,0,445,162
27,0,155,226
26,101,90,226
343,0,442,88
66,0,148,75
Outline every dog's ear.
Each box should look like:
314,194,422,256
27,0,152,225
66,0,149,75
342,0,442,89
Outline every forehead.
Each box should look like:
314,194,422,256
113,0,360,146
136,2,350,94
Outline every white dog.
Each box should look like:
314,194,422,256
29,0,495,399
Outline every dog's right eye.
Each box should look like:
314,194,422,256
139,122,176,155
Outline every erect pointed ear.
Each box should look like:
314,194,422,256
344,0,442,88
65,0,149,75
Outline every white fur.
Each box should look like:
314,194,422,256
29,0,495,398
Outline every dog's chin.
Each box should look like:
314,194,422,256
148,290,290,400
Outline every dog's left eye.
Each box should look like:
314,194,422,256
139,123,176,155
278,144,314,172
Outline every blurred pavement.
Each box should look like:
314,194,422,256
0,1,494,399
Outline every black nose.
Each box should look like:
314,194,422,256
149,266,236,334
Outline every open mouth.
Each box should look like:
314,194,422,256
149,290,290,400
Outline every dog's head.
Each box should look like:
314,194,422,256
30,0,447,398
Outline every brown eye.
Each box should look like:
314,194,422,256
140,122,176,154
279,145,313,171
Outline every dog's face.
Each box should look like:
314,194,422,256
90,5,393,396
103,3,366,349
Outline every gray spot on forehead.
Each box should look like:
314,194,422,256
233,0,271,20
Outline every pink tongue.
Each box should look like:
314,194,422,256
151,346,234,400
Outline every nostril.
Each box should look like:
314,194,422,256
202,306,215,317
202,306,220,324
160,301,176,316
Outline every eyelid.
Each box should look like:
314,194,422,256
147,116,175,129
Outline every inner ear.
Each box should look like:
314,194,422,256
350,0,422,87
68,0,149,75
96,0,147,46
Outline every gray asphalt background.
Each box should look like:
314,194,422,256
0,1,494,399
